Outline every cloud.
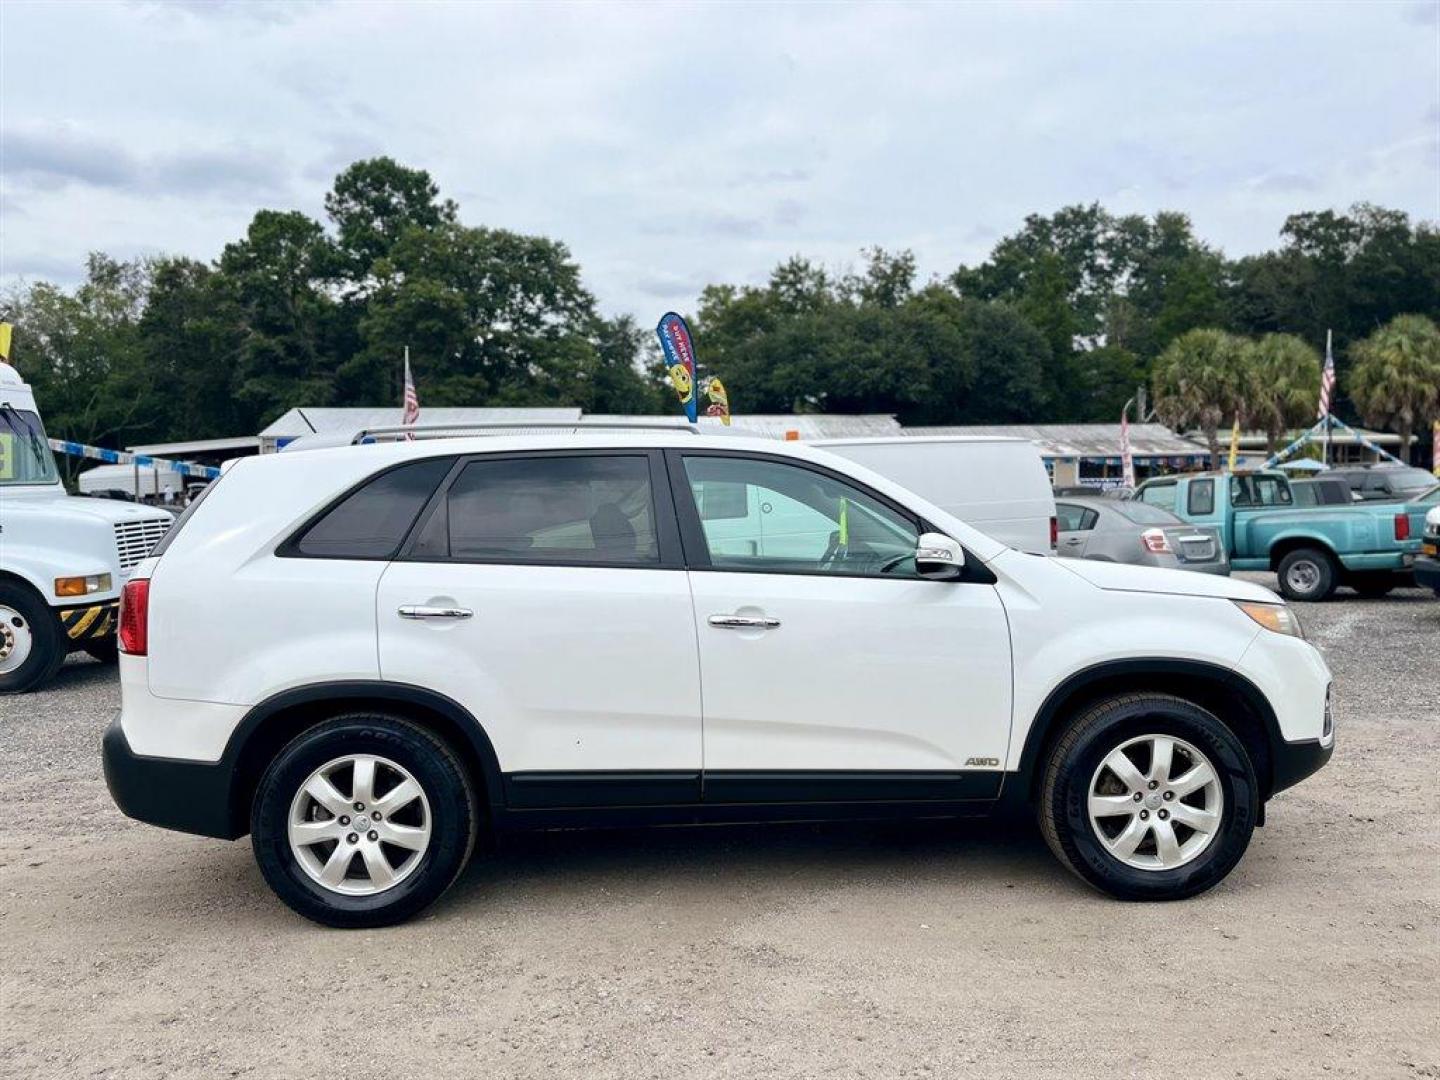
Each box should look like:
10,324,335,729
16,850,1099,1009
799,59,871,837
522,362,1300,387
1246,171,1321,194
126,0,323,25
3,125,292,198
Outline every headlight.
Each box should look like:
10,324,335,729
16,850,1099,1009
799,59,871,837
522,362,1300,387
1234,600,1304,638
55,573,113,597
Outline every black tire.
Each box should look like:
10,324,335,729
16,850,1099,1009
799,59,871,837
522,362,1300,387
0,581,67,695
1347,573,1395,599
251,714,479,928
1276,547,1337,602
1038,693,1258,901
84,637,120,664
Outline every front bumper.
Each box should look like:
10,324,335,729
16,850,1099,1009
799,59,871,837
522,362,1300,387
58,600,118,644
1414,554,1440,593
102,714,242,839
1270,736,1335,795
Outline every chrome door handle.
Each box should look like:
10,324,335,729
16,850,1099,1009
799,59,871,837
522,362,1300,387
398,605,473,620
707,614,781,630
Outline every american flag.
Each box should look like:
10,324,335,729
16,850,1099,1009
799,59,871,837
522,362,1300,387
1317,329,1335,419
402,347,419,440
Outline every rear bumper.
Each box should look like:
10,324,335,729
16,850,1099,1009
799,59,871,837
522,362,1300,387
102,714,242,840
1337,551,1415,572
1414,555,1440,592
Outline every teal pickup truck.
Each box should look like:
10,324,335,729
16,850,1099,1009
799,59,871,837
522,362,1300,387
1132,471,1425,601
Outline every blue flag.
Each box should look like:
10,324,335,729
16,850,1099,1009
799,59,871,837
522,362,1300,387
656,312,698,423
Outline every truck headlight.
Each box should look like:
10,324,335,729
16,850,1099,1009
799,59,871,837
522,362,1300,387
55,573,112,597
1234,600,1304,639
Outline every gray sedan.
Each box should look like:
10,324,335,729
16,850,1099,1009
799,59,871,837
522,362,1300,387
1055,496,1229,574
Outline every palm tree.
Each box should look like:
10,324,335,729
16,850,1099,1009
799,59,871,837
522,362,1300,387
1348,315,1440,461
1152,329,1254,469
1250,333,1322,454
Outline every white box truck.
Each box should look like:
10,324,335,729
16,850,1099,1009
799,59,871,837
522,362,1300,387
0,361,173,691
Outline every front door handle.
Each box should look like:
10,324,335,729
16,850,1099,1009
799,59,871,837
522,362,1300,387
708,614,781,630
398,605,473,620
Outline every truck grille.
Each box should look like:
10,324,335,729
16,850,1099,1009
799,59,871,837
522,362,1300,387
113,518,171,572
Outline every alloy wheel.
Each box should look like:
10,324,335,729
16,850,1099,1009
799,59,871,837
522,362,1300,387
1087,734,1224,871
288,754,432,896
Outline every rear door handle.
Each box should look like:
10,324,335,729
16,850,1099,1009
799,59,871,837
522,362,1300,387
708,614,781,630
398,605,473,620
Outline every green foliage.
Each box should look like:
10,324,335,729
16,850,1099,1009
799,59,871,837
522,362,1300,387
1248,334,1322,453
1347,315,1440,455
2,175,1436,459
1151,329,1254,469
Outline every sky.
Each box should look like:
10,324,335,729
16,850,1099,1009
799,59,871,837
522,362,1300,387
2,0,1437,319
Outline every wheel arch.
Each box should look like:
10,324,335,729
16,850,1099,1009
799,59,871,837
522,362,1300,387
223,681,505,837
1013,659,1282,806
1267,535,1338,572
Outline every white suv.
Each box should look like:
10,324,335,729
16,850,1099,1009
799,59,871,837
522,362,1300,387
103,432,1334,927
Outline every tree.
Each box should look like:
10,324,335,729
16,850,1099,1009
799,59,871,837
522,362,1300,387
324,157,457,284
1347,315,1440,460
1151,329,1255,469
1248,333,1322,453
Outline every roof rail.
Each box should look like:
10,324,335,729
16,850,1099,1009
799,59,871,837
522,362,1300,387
351,419,703,444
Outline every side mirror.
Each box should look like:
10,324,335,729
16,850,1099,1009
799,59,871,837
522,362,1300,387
915,532,964,581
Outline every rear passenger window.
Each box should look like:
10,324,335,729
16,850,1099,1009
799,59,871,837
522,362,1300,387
292,458,452,559
1188,479,1215,516
420,455,658,565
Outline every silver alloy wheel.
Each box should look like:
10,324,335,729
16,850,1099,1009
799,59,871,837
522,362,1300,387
0,605,34,675
1088,734,1224,871
288,754,432,896
1285,558,1320,596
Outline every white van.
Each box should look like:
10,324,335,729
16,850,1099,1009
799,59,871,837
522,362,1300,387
814,436,1056,554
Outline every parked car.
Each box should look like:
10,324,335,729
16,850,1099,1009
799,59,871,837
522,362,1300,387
1133,471,1423,601
104,430,1334,926
814,436,1056,554
1326,465,1437,502
1055,497,1228,575
0,361,172,692
1416,505,1440,597
1289,477,1355,507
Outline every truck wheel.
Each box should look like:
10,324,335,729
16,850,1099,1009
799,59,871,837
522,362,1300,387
1347,573,1394,599
1038,693,1258,901
1276,548,1337,602
251,714,479,928
0,582,68,694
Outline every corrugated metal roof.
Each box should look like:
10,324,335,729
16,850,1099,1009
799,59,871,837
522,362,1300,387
259,406,583,438
903,423,1207,459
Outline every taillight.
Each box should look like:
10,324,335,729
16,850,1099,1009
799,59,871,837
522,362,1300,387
1394,513,1410,542
1050,516,1058,550
1141,528,1172,554
118,579,150,655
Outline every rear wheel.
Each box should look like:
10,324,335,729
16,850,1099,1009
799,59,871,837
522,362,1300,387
1276,547,1337,602
251,714,478,928
1038,693,1258,901
0,583,67,695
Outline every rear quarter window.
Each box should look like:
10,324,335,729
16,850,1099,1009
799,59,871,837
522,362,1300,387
284,457,453,559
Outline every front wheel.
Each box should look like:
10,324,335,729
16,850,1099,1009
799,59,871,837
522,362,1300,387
0,583,67,694
1276,547,1337,602
1038,693,1258,901
251,714,479,928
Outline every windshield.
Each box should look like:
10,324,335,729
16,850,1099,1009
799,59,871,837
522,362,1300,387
1114,500,1181,525
0,407,61,486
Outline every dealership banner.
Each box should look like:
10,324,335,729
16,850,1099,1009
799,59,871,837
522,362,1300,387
656,312,698,423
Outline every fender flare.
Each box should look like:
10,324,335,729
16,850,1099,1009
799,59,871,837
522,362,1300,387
1010,658,1283,802
223,680,507,833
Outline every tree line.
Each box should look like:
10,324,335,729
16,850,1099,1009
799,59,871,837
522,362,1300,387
3,158,1438,460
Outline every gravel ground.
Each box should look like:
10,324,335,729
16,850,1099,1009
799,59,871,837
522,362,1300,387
2,576,1438,1080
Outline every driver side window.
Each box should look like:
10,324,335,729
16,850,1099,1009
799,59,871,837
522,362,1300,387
681,455,921,577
